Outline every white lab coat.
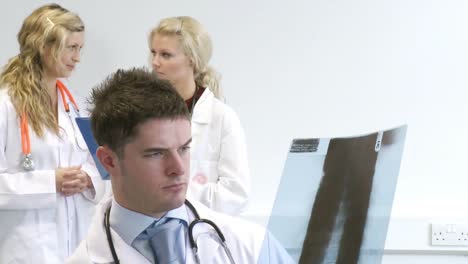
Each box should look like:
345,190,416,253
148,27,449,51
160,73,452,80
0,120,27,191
0,86,106,263
188,88,250,215
67,197,295,264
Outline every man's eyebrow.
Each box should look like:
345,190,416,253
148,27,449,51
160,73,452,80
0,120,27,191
142,138,192,153
142,147,167,154
181,138,192,147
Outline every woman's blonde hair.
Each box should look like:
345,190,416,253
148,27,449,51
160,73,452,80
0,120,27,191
149,16,222,99
0,3,84,137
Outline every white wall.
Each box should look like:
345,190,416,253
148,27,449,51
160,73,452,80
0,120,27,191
2,1,468,262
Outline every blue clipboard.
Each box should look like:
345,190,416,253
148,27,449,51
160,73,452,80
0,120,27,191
75,117,110,180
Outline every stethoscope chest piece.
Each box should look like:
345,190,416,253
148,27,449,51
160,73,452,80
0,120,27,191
22,153,35,171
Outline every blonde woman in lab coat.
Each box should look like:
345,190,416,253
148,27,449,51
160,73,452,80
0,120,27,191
149,16,250,215
0,4,105,263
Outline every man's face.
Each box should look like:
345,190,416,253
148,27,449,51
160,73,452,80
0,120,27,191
113,117,191,217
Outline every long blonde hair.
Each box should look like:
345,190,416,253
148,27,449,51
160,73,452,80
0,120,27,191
149,16,222,99
0,4,84,137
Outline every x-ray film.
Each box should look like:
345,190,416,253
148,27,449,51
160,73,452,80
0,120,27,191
265,125,407,264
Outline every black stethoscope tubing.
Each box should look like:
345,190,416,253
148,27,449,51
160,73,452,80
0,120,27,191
104,199,230,264
185,199,227,248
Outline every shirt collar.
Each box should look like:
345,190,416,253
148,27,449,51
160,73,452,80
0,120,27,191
165,203,189,226
109,199,189,245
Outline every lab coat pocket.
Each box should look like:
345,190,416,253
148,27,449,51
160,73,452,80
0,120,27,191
1,209,61,264
190,160,217,185
187,160,218,210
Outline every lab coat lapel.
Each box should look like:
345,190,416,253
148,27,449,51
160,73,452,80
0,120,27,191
191,89,213,124
87,200,150,264
56,87,73,167
56,85,88,154
57,86,72,137
190,89,214,170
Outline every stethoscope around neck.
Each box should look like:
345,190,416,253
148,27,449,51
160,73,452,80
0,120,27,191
20,80,82,171
104,199,236,264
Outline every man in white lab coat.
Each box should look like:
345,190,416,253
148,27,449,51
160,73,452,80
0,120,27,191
67,68,294,264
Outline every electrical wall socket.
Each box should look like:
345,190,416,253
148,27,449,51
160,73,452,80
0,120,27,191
431,223,468,246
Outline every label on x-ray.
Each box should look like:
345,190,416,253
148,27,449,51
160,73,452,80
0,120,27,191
289,138,330,154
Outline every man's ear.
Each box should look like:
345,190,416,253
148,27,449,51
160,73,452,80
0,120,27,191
96,146,119,174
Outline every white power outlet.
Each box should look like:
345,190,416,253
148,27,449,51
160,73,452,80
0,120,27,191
431,223,468,246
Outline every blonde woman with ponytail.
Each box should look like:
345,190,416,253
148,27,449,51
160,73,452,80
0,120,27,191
149,16,250,215
0,4,105,263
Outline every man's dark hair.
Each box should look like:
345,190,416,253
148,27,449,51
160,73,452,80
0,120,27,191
88,67,190,156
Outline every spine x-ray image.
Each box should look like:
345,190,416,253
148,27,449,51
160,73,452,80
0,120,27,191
263,126,406,264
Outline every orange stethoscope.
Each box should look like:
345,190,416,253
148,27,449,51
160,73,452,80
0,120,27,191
21,80,81,171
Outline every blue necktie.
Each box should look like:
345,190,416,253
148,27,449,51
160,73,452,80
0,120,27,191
146,217,186,264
